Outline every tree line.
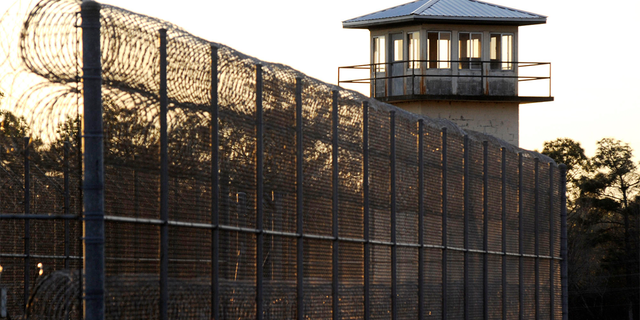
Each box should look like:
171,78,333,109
542,138,640,320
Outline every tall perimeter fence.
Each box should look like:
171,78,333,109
0,0,568,319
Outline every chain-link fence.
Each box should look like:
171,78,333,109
0,0,567,319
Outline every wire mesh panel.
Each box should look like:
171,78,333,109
506,255,521,320
505,151,521,320
522,157,537,320
467,139,484,320
396,112,419,320
370,244,391,320
304,239,332,318
340,242,364,319
488,255,504,318
423,124,444,319
0,0,565,319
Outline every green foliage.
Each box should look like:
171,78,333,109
0,109,30,138
542,138,591,206
0,109,43,152
542,137,589,177
545,137,640,319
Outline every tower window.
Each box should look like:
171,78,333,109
373,36,386,72
407,32,420,69
427,32,451,69
490,34,513,70
459,32,482,70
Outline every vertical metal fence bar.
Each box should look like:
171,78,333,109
390,111,397,320
210,43,220,320
501,148,507,320
23,136,30,315
442,127,448,320
549,164,555,320
256,64,264,320
559,164,568,320
463,135,469,320
518,153,524,320
534,159,540,320
363,101,370,320
483,141,489,320
77,123,84,320
295,77,304,320
331,90,340,320
81,2,105,318
158,28,169,320
418,119,425,320
64,141,70,270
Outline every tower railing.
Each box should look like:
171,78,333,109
338,60,552,102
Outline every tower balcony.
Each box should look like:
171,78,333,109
338,60,553,104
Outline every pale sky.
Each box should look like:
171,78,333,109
4,0,640,157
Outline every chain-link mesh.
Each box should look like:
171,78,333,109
0,0,564,319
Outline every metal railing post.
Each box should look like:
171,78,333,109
363,101,370,320
210,43,220,320
256,64,264,320
81,2,105,319
549,63,552,98
331,90,340,320
295,77,304,320
390,111,397,320
372,64,376,98
386,62,391,97
482,61,486,95
158,28,169,320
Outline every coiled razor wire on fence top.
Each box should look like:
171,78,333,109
0,0,554,159
0,0,564,319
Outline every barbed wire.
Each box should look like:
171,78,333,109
0,0,554,163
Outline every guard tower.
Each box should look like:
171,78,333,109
339,0,553,146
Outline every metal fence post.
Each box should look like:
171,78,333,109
363,101,370,320
482,141,489,320
81,2,105,319
549,164,555,320
463,135,469,320
518,153,524,320
501,147,507,320
295,77,304,320
559,164,568,320
418,119,424,320
534,158,540,320
331,90,339,320
158,28,169,320
390,111,397,320
256,64,264,320
210,43,220,320
442,127,448,320
64,141,70,270
23,136,30,315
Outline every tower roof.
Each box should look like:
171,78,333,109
343,0,547,28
